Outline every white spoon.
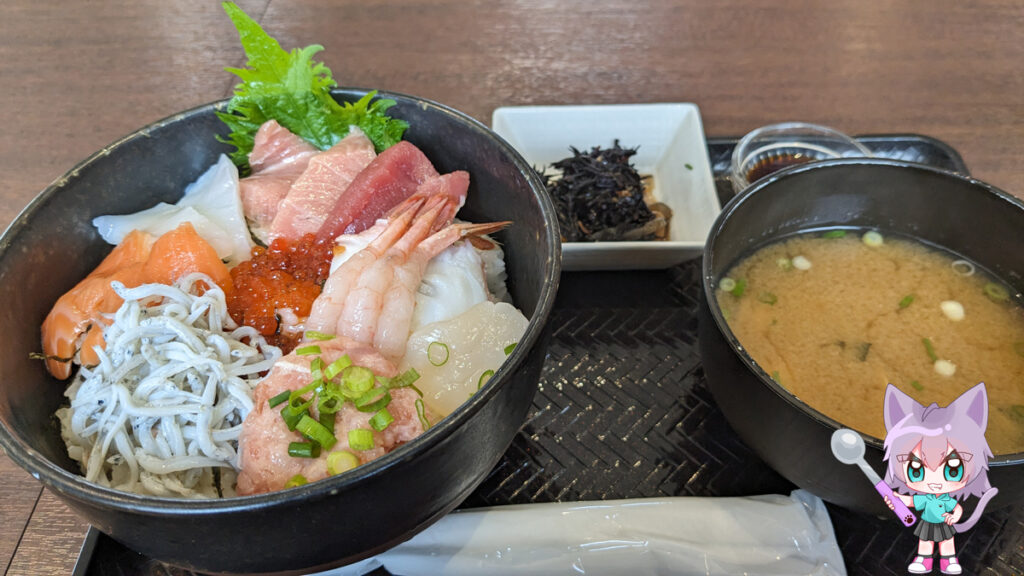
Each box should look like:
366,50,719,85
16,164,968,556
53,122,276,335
831,428,916,526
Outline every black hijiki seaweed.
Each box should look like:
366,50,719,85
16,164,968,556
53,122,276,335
538,141,664,242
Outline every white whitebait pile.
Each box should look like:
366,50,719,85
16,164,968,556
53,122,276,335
57,273,281,498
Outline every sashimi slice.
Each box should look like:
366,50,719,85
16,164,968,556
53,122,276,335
401,301,529,416
314,141,439,244
94,205,234,265
267,127,376,241
176,154,253,266
142,222,233,294
92,155,253,266
41,230,155,379
349,171,469,236
240,120,319,241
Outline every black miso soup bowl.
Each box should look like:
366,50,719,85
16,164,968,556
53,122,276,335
0,89,560,575
699,158,1024,517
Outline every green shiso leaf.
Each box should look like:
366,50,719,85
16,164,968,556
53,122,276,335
217,2,407,172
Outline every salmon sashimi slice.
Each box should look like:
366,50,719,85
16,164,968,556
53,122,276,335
41,230,154,379
239,120,319,240
314,141,439,244
41,223,233,379
267,127,376,242
236,337,428,495
142,222,233,294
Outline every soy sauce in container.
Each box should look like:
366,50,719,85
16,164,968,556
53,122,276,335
730,122,872,194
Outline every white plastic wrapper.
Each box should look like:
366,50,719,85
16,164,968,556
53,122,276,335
320,490,846,576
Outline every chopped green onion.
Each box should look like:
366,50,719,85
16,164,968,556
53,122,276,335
685,163,694,170
348,429,375,451
296,344,322,356
318,395,341,415
719,277,736,292
922,338,938,362
369,408,394,431
984,282,1010,302
384,368,422,395
281,396,313,430
731,278,748,297
823,230,846,239
296,414,337,450
355,387,392,413
415,398,430,430
776,258,793,271
319,409,335,433
268,390,290,408
899,294,915,309
343,365,375,393
324,355,353,380
503,342,517,355
310,357,324,381
284,474,308,487
951,260,975,276
393,367,421,387
770,370,781,383
862,231,884,247
428,341,450,366
758,292,777,305
478,369,495,390
288,442,320,459
1014,341,1024,359
304,330,336,341
291,377,321,401
326,451,360,475
910,380,924,392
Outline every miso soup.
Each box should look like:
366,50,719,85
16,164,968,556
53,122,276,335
717,229,1024,455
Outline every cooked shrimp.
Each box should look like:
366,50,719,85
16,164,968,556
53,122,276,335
307,193,509,359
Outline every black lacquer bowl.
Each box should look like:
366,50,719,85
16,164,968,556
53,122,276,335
699,158,1024,517
0,89,560,574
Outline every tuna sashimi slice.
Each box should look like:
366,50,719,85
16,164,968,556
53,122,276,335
268,127,377,241
314,141,439,244
239,120,318,240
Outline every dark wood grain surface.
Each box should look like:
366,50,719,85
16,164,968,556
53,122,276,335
1,1,1022,574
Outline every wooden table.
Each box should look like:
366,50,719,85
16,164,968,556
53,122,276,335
1,1,1022,574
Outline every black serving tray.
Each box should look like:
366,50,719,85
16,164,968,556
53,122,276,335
75,135,1024,576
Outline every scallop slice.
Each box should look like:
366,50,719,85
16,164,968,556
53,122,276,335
401,301,529,417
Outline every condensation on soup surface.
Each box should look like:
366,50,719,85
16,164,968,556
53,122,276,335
717,230,1024,455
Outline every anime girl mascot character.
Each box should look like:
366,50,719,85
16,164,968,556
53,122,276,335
882,382,998,574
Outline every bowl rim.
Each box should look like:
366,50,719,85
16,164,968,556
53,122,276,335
702,156,1024,466
0,87,563,513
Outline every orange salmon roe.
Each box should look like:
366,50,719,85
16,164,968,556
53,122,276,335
228,234,332,352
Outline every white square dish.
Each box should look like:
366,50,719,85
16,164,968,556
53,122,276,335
492,103,720,271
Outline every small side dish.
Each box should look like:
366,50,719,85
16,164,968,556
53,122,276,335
492,103,719,271
539,140,672,242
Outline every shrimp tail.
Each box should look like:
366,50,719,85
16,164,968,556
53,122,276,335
954,487,998,533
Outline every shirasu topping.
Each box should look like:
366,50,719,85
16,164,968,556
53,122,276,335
57,273,281,498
